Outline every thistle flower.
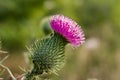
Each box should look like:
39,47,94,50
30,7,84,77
24,14,85,80
50,14,85,46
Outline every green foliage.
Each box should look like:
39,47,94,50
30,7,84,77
0,41,1,50
0,0,44,21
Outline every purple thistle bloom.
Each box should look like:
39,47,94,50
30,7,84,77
50,14,85,46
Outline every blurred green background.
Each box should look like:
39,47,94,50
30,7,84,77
0,0,120,80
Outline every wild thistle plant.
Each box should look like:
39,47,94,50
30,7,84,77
24,14,85,80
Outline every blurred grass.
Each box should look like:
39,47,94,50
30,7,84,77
0,0,120,80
